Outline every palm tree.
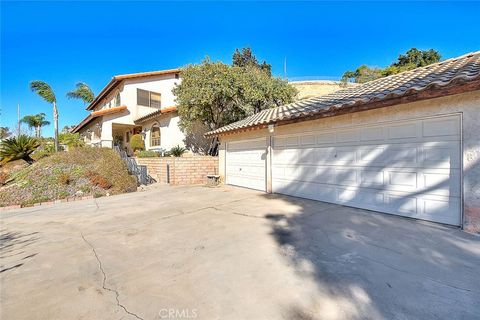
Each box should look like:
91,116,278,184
0,135,41,165
67,82,95,104
30,81,59,151
21,113,50,138
0,127,11,140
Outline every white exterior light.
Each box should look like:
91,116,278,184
268,124,275,133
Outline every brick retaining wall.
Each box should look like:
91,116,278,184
136,156,218,185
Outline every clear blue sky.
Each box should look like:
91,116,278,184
1,1,479,137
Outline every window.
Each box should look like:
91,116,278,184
137,88,161,109
115,92,121,107
151,125,161,147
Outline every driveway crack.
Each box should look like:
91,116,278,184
80,233,144,320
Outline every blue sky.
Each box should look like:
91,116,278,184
1,1,479,137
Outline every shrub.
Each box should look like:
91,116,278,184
169,145,186,157
58,172,71,185
0,172,8,185
135,150,161,158
59,132,85,149
0,135,41,165
86,170,112,189
130,134,145,151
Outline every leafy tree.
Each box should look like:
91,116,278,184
21,113,50,138
30,81,59,151
0,135,41,164
342,48,441,83
233,47,272,76
173,59,296,133
67,82,95,104
173,58,296,155
59,132,85,148
341,65,384,84
0,127,11,140
61,125,76,133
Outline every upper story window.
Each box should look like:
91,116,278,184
137,89,161,109
115,92,121,107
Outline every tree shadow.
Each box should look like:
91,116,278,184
0,229,39,274
262,194,480,319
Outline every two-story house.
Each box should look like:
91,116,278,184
72,69,186,154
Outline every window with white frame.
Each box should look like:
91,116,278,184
151,125,161,147
137,89,161,109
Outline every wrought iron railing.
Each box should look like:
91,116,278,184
113,145,153,185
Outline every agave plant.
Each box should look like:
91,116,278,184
0,135,41,165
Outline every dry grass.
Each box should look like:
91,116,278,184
0,148,137,207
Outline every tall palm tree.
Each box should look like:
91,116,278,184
30,81,59,151
21,113,50,138
67,82,95,104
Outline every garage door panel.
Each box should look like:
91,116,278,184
272,115,461,226
226,138,266,191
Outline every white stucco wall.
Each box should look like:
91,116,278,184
77,73,181,143
218,90,480,231
142,113,186,151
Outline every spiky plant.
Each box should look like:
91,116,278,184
67,82,95,104
0,135,41,165
30,81,59,151
21,113,50,138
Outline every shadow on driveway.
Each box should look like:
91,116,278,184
262,193,480,319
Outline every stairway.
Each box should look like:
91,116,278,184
113,145,153,185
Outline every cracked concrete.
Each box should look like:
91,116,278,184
1,184,479,319
80,233,144,320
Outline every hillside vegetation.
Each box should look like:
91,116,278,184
0,148,137,207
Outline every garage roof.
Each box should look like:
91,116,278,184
206,51,480,136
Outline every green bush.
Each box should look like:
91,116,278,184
169,145,186,157
135,150,161,158
59,132,85,148
130,134,145,151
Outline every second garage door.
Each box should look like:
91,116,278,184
272,115,462,226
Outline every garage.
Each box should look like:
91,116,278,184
272,115,461,225
211,51,480,231
225,138,267,191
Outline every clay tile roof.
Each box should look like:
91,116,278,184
134,106,178,124
206,51,480,136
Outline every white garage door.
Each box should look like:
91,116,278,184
272,115,462,226
226,138,267,191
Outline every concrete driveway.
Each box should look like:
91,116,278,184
1,185,479,320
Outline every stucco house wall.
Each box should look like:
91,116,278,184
142,113,186,151
218,90,480,232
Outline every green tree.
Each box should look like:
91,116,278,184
233,47,272,76
0,135,41,164
341,65,384,84
342,48,441,83
0,127,11,140
173,58,297,154
66,82,95,104
59,132,85,148
30,81,59,151
21,113,50,138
